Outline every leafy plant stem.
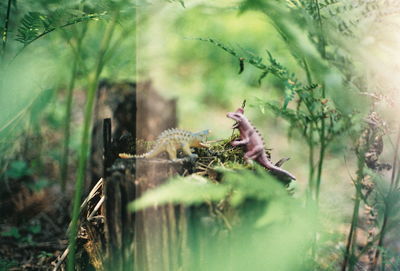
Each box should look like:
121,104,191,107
314,0,326,58
303,58,313,85
67,14,118,271
1,0,12,58
313,0,327,203
342,142,366,271
372,126,400,270
373,211,389,271
341,170,363,271
60,19,87,192
307,128,315,200
315,134,326,202
392,125,400,189
60,50,79,191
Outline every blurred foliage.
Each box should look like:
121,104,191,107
0,0,136,179
0,258,18,270
1,222,41,244
4,160,31,179
131,167,317,270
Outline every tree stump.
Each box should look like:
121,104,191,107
134,158,192,271
90,80,178,188
103,157,193,271
87,80,182,270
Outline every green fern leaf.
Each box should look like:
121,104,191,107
15,9,107,46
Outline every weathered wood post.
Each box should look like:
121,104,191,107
103,160,136,271
134,158,192,271
100,81,189,271
102,157,193,271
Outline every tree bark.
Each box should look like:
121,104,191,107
102,158,193,271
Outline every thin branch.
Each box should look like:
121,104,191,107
60,22,88,191
371,126,400,270
342,147,366,271
87,196,105,220
1,0,12,58
53,247,70,271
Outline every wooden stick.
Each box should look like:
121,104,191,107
52,247,69,271
88,196,105,220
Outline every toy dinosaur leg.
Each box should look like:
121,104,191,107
166,145,177,160
231,137,249,146
145,146,164,159
182,143,198,158
182,143,193,156
244,146,264,160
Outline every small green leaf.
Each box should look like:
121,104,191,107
1,227,21,239
38,251,53,258
28,224,41,234
26,178,50,192
5,161,31,179
259,105,265,114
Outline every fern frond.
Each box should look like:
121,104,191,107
129,167,288,212
16,10,107,46
197,37,269,70
265,101,308,126
16,12,47,45
167,0,185,8
197,38,310,110
319,0,340,9
257,70,269,85
265,51,303,109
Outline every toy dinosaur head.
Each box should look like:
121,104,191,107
226,108,245,129
191,129,211,148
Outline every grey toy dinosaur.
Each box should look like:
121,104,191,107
119,128,210,160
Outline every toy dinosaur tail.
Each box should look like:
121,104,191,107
119,151,152,159
258,153,296,181
119,153,139,159
119,144,162,159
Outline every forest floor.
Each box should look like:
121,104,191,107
0,185,70,270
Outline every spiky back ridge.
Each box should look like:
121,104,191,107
245,118,265,146
155,128,196,145
141,128,196,157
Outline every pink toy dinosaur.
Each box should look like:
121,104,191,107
227,107,296,182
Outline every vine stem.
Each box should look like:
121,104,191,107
307,129,315,200
314,0,326,58
391,125,400,189
1,0,12,58
371,126,400,270
315,113,326,202
313,0,327,203
341,154,365,271
60,54,78,191
60,18,88,192
303,58,315,202
67,13,118,271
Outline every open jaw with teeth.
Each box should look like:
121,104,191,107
226,112,242,129
232,121,239,129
